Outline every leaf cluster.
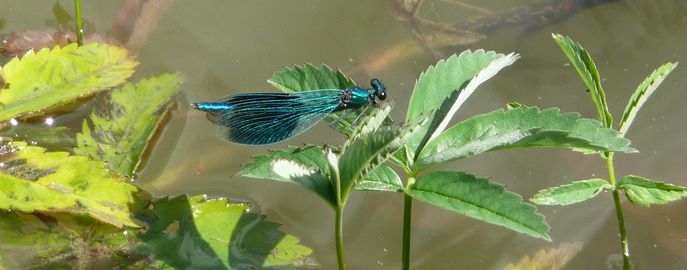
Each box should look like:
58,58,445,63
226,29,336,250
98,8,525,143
0,43,313,268
531,35,686,207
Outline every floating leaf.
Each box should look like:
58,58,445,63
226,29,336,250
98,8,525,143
139,195,315,269
75,73,182,177
267,64,360,136
552,33,612,127
405,50,515,161
502,242,583,270
0,43,137,122
406,171,550,240
355,164,403,192
0,212,137,269
414,107,636,171
618,62,678,136
0,141,142,228
531,179,611,205
0,125,76,148
618,175,687,206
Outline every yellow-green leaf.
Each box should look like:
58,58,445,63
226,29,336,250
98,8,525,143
75,74,182,177
0,43,137,122
0,141,142,228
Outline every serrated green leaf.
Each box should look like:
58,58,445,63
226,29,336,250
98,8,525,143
0,141,142,228
618,62,678,136
618,175,687,206
267,63,362,136
241,145,330,180
406,171,551,240
355,164,403,192
531,179,611,205
0,43,137,122
272,159,336,207
239,145,335,206
552,33,612,127
405,50,517,161
338,124,420,202
414,107,636,171
139,195,315,269
75,73,182,177
350,102,393,139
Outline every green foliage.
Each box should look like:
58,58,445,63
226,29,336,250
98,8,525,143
0,141,143,228
619,62,678,136
618,175,687,206
271,159,336,207
404,50,518,161
414,107,635,171
355,165,403,192
139,195,314,269
0,43,137,122
531,179,611,205
338,126,415,201
552,34,612,128
75,73,182,177
405,171,551,240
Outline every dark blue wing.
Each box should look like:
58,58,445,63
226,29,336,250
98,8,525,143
203,90,344,145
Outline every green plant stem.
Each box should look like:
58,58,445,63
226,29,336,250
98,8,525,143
606,153,632,269
335,206,346,270
73,0,84,46
402,176,416,270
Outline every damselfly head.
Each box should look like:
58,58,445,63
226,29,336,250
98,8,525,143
371,78,386,101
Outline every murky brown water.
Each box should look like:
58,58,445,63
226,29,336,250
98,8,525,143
2,0,686,269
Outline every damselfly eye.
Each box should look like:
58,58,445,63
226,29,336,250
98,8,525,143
378,91,387,100
370,78,386,100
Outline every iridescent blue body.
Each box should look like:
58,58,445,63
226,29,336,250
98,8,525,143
192,79,387,145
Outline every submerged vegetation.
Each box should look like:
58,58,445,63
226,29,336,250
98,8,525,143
0,1,684,270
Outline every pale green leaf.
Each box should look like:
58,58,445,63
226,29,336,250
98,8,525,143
0,141,142,228
618,62,678,136
240,145,335,206
531,179,611,205
338,124,420,202
272,159,335,207
350,102,393,139
405,50,516,161
75,73,182,177
406,171,550,240
139,195,315,269
355,164,403,192
267,63,362,136
552,33,612,127
241,145,329,180
0,43,137,122
618,175,687,206
414,107,636,171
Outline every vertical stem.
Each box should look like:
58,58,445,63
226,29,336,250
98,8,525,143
335,206,346,270
402,176,416,270
605,153,632,269
73,0,84,46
